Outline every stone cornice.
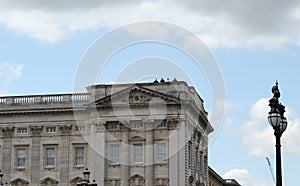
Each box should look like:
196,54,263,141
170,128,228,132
0,106,88,116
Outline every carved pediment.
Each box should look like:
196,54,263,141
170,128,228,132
10,178,29,184
40,177,59,185
69,176,83,184
91,85,179,108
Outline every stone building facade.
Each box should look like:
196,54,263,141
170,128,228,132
0,80,213,186
208,167,241,186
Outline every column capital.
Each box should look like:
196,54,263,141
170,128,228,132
1,127,14,137
59,124,73,135
30,126,43,136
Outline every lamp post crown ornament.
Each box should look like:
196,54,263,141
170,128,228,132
268,81,288,134
272,81,280,99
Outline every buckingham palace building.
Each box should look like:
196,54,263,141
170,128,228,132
0,80,213,186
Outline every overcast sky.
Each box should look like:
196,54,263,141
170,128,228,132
1,1,300,185
1,0,300,48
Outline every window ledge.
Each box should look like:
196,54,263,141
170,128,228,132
15,167,26,171
109,163,120,166
155,162,168,166
74,165,85,169
45,166,55,170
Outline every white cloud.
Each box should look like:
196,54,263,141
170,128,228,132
239,98,300,157
0,62,24,82
1,0,300,48
223,169,273,186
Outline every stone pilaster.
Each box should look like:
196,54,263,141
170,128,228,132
30,126,43,186
1,127,14,182
121,123,129,186
59,125,72,186
145,120,154,186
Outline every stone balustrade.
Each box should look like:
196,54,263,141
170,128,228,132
0,93,90,105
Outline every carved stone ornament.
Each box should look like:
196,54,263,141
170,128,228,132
168,118,179,129
10,178,29,185
129,92,152,104
154,178,169,185
59,124,72,134
1,127,14,136
40,177,59,185
130,174,145,186
30,126,43,136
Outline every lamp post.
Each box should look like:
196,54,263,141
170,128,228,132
267,81,288,186
0,170,3,185
77,168,97,186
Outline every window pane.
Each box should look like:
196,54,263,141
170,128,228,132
157,143,166,162
133,144,143,163
46,148,55,166
132,122,142,128
156,120,167,128
17,149,26,167
17,128,27,134
110,144,119,163
75,147,84,165
46,127,56,133
75,126,85,131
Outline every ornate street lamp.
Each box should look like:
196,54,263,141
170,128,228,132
0,170,3,185
268,81,287,186
0,170,8,186
77,168,97,186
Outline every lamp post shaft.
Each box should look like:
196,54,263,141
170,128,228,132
275,134,282,186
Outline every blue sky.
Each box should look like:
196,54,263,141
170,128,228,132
1,1,300,185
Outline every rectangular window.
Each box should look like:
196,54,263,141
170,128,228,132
75,147,84,166
45,148,55,167
107,121,120,130
74,126,85,132
110,144,119,164
16,149,26,168
46,127,56,133
132,122,142,129
110,123,120,129
133,144,143,163
17,128,28,134
156,120,167,128
157,143,166,162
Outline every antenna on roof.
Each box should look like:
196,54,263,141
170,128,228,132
266,157,275,184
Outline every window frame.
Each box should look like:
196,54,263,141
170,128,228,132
45,126,57,133
17,127,28,135
109,144,120,165
132,143,143,164
155,120,167,129
74,146,85,167
44,146,57,169
74,125,86,132
15,147,28,169
131,121,143,129
156,143,167,163
106,121,121,130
